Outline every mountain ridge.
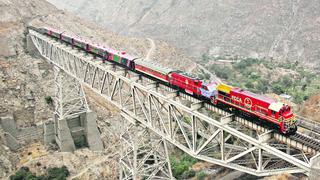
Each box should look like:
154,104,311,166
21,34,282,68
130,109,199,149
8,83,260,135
47,0,320,67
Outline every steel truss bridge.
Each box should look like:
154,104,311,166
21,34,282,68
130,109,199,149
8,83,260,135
28,28,320,179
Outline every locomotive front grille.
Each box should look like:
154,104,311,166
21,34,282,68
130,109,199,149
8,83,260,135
285,116,296,126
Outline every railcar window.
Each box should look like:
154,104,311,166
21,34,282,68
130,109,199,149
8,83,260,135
201,85,208,90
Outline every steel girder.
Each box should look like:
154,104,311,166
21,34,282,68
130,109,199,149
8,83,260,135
119,122,173,180
28,30,316,177
53,66,88,120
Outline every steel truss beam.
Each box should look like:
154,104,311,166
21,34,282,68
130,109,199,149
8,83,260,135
119,121,172,180
29,30,318,177
54,66,88,119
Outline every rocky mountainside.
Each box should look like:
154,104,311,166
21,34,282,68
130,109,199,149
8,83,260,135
47,0,320,67
0,0,196,178
0,0,57,126
0,0,194,126
299,94,320,122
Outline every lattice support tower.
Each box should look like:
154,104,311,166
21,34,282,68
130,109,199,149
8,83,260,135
53,66,89,119
119,121,173,180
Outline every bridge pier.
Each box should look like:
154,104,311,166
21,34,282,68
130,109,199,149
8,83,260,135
51,66,103,152
53,111,103,152
54,114,76,152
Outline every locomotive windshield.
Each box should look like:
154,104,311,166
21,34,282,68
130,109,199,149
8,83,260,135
279,105,292,116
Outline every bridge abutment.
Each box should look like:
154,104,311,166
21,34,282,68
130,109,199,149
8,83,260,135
26,34,39,56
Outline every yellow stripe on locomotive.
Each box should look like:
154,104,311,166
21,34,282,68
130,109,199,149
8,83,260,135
216,83,233,94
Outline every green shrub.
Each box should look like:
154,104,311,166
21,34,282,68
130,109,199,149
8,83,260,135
196,171,207,180
272,84,284,94
10,166,69,180
244,81,254,89
45,96,53,105
10,167,38,180
210,66,232,80
234,58,259,69
46,166,69,180
181,170,196,179
170,154,198,179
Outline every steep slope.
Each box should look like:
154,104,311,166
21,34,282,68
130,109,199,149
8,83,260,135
0,0,57,126
0,0,195,126
47,0,320,67
0,0,196,178
299,94,320,122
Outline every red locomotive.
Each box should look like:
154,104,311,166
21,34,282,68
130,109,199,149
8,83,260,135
31,26,297,134
215,84,296,134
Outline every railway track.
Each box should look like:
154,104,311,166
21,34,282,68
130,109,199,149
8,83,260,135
161,85,320,154
290,133,320,152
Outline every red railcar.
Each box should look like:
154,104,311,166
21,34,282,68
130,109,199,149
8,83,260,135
169,71,202,95
134,59,173,82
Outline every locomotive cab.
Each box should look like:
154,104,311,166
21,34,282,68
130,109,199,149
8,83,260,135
269,103,297,134
200,81,218,101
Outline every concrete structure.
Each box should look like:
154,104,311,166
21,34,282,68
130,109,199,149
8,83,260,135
4,132,20,151
0,115,43,151
0,116,17,137
54,111,103,152
55,115,76,152
84,111,104,151
52,66,103,152
26,34,39,56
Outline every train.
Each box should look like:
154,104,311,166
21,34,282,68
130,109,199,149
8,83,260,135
30,26,298,134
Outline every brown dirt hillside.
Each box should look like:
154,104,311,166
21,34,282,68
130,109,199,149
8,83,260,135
0,0,195,179
299,94,320,122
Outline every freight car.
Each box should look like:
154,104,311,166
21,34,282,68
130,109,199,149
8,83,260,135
30,26,297,134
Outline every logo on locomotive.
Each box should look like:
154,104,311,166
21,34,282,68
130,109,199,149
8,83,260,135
244,97,252,108
231,96,242,103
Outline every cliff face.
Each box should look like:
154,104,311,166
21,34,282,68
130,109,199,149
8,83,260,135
299,94,320,122
0,0,196,178
0,0,58,126
47,0,320,67
0,0,194,126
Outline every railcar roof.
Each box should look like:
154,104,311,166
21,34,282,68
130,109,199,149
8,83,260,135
61,32,75,38
46,27,62,33
232,87,275,104
175,71,202,80
135,58,174,74
102,47,135,60
268,102,284,112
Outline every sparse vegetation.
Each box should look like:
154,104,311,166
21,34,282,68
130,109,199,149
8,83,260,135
44,96,53,105
10,166,69,180
200,55,320,104
170,153,198,179
196,170,207,180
